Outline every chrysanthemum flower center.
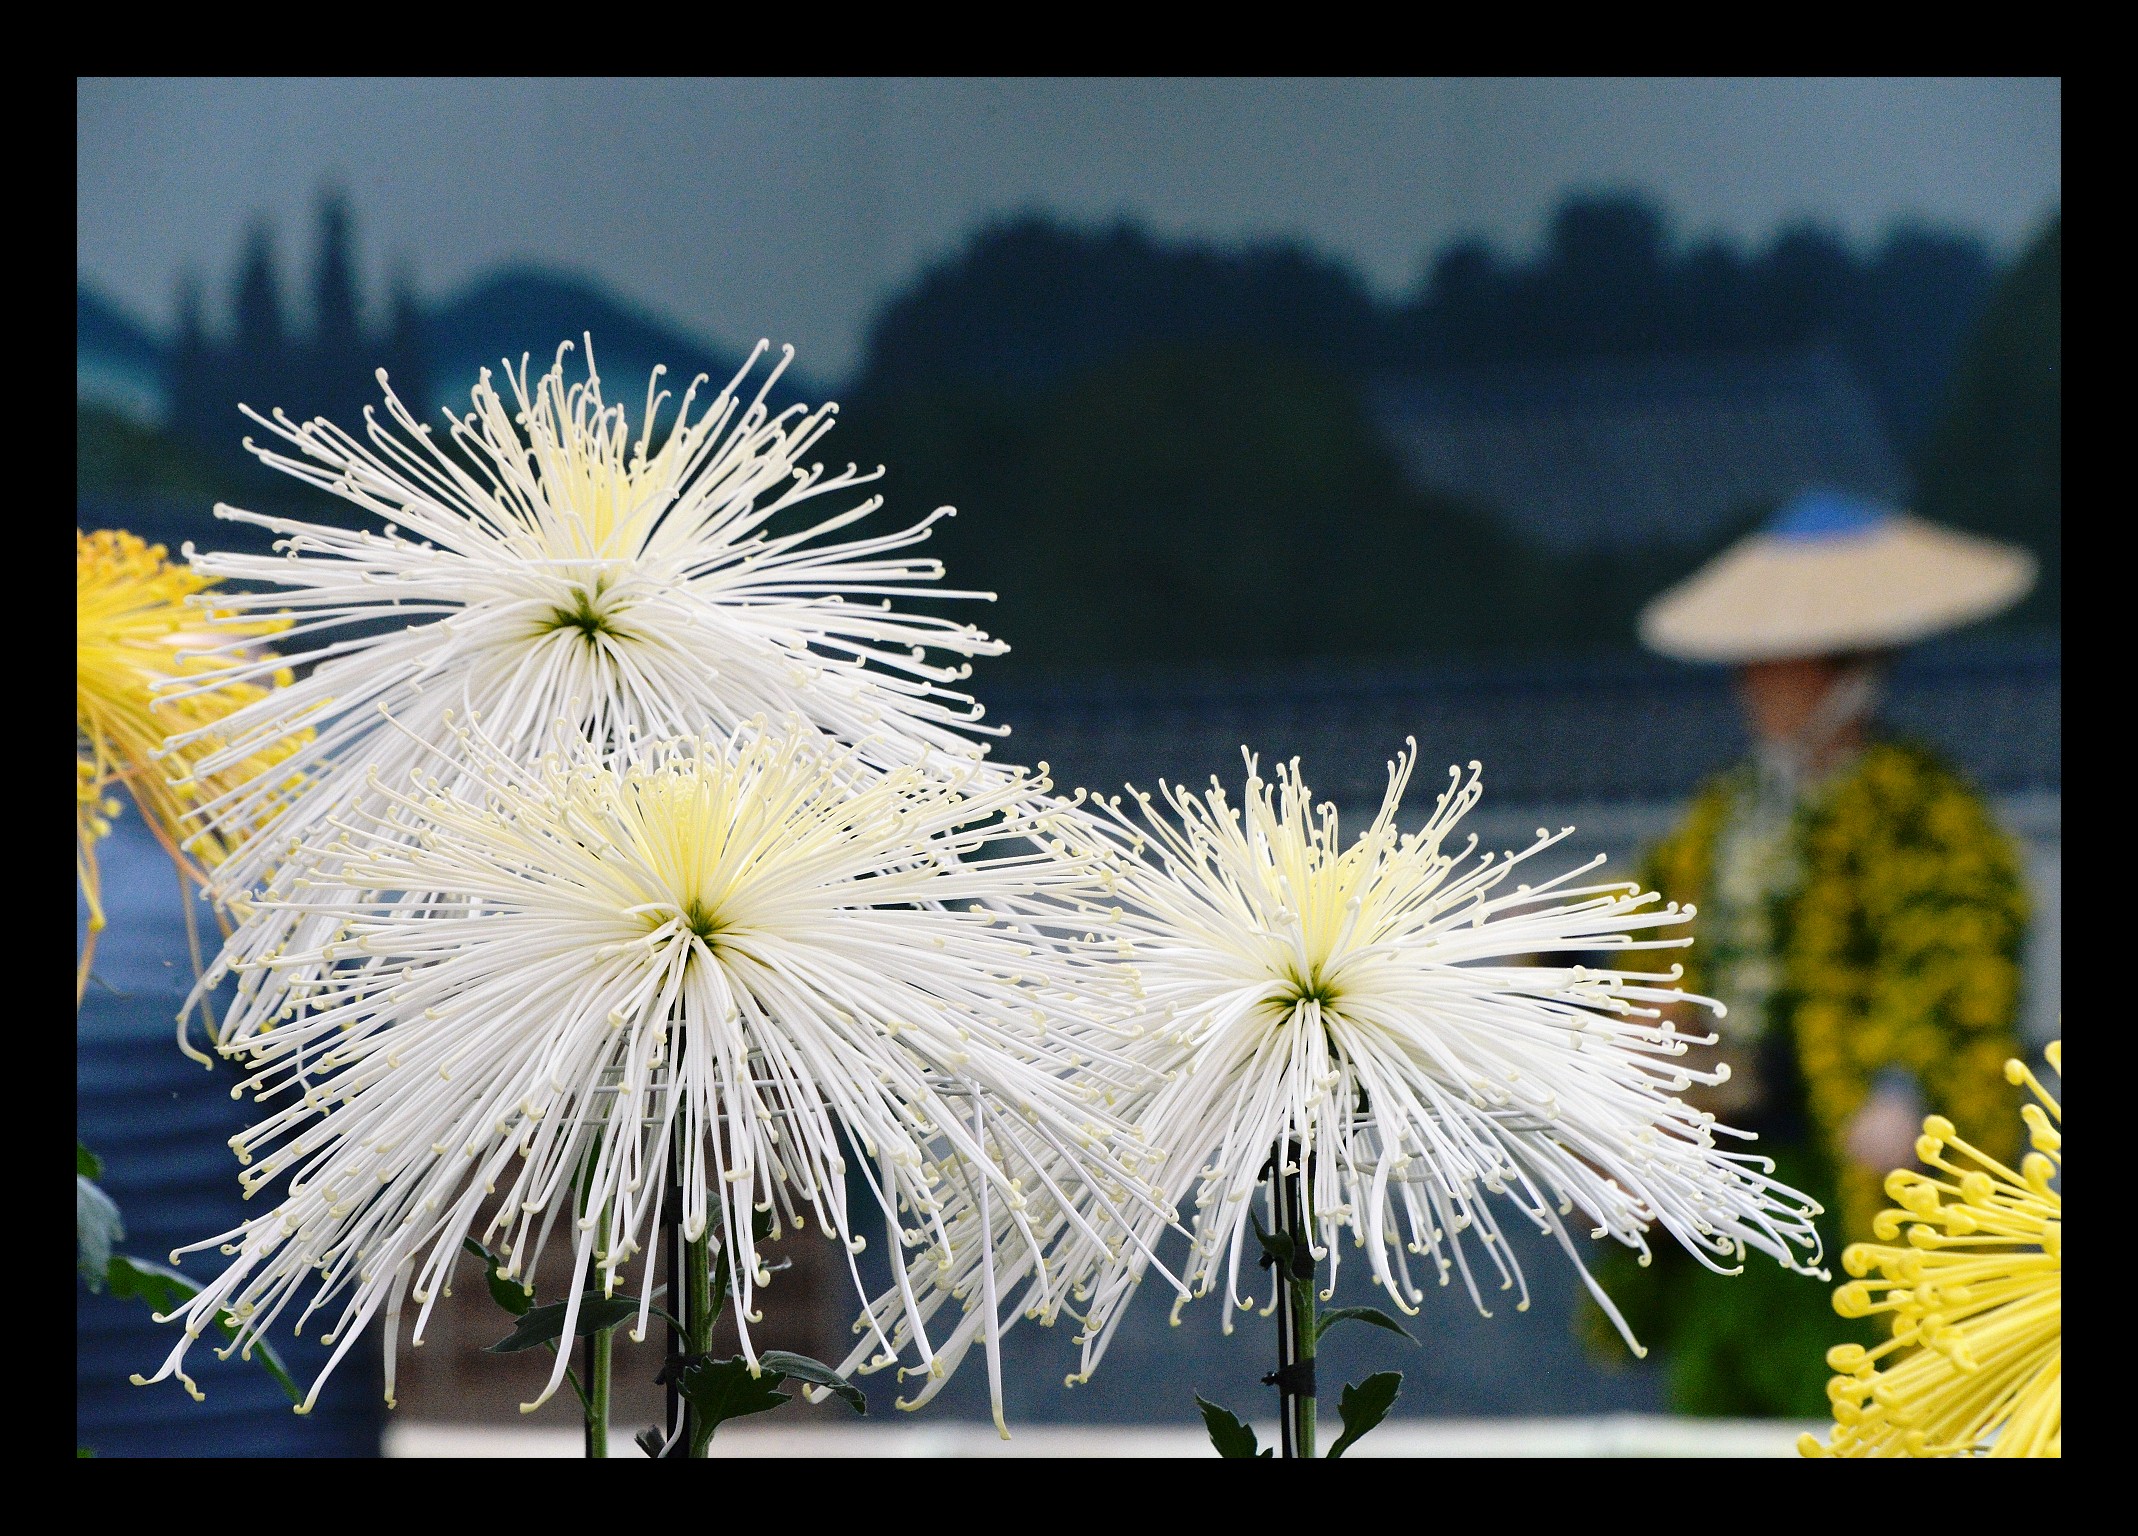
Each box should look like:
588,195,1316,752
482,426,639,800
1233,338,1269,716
1277,963,1340,1013
539,580,632,645
600,757,831,963
678,896,724,943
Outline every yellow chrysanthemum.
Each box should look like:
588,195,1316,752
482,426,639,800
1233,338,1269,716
76,753,123,917
1801,1040,2061,1458
76,529,304,1000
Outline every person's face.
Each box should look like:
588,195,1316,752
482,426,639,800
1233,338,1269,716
1733,656,1849,746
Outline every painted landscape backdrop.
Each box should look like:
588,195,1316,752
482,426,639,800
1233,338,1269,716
79,190,2060,673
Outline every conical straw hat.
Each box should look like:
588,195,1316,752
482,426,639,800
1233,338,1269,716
1638,491,2037,664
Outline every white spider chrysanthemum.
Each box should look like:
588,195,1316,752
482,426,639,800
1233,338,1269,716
830,1063,1171,1412
1050,742,1826,1378
167,339,1004,1055
133,723,1158,1421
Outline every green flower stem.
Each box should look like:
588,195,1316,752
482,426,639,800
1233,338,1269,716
663,1146,684,1457
576,1131,615,1459
686,1223,716,1458
585,1316,612,1459
1290,1266,1318,1458
1274,1140,1317,1459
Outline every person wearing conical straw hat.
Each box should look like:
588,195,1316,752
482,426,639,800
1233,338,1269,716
1584,489,2039,1418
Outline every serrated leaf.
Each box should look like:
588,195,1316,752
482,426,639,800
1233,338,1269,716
484,1293,642,1353
77,1175,123,1291
758,1349,866,1415
1326,1370,1402,1459
1196,1394,1265,1458
1315,1305,1417,1345
671,1355,790,1436
106,1255,302,1403
460,1235,534,1317
77,1141,102,1180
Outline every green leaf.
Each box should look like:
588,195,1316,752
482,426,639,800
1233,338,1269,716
460,1236,534,1317
77,1141,102,1180
1250,1214,1315,1281
1326,1370,1402,1459
670,1355,790,1436
103,1254,191,1314
484,1293,642,1353
757,1350,866,1415
1315,1305,1417,1346
1195,1394,1268,1458
77,1175,124,1291
106,1255,302,1404
704,1265,731,1334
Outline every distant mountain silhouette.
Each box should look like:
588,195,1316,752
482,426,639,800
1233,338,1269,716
78,263,817,449
77,287,164,371
78,288,170,425
419,266,820,422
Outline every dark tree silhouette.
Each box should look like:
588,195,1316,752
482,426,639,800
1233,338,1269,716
310,191,365,421
167,199,426,477
858,216,1384,397
1916,214,2060,626
381,262,430,420
230,221,286,370
167,271,217,451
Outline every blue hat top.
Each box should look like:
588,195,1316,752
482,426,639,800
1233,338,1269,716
1765,489,1896,543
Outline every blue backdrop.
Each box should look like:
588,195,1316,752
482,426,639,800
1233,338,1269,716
77,816,384,1457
